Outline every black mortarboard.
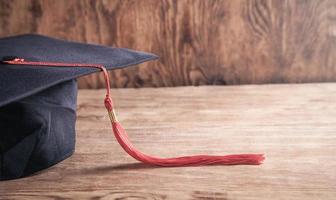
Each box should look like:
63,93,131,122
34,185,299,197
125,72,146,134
0,34,158,180
0,34,264,181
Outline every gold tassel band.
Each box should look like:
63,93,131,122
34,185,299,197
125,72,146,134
108,109,118,122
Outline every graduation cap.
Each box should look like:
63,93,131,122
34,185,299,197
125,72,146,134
0,34,264,181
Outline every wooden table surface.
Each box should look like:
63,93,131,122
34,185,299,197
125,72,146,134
1,83,336,199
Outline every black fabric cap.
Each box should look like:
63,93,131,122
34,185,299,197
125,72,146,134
0,34,158,180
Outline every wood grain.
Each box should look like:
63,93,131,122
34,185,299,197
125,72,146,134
1,83,336,199
0,0,335,88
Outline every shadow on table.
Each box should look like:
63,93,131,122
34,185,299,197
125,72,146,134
78,162,159,175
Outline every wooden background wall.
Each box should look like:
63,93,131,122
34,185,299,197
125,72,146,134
0,0,335,88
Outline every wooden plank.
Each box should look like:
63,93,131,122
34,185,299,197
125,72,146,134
1,83,336,199
0,0,335,88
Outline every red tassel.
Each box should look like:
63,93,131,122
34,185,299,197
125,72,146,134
3,58,265,167
111,121,264,166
